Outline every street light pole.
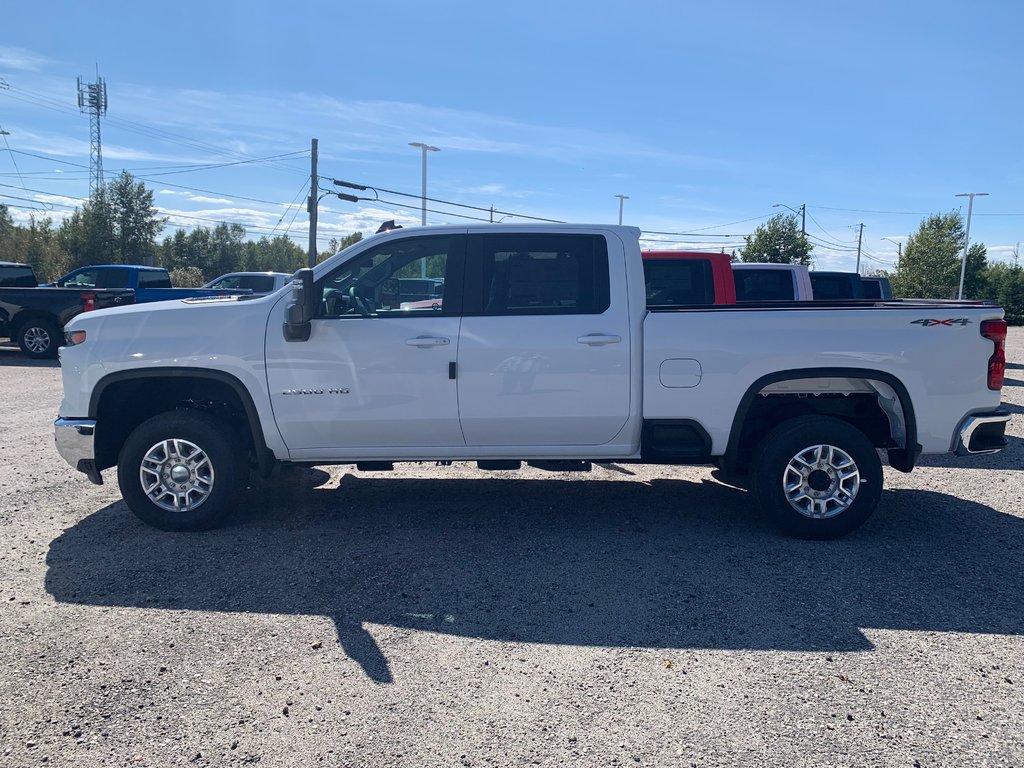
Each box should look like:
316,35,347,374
881,237,903,258
409,142,440,227
772,202,806,237
955,192,989,300
615,194,629,225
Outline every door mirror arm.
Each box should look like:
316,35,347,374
283,268,315,342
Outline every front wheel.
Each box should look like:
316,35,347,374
18,318,60,359
753,416,883,539
117,411,247,531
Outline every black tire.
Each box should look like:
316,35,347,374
17,318,61,359
117,411,247,531
752,415,883,540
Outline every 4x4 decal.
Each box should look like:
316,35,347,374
910,318,972,327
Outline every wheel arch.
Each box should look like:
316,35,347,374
723,367,920,476
89,368,275,475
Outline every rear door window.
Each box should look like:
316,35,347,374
466,234,610,315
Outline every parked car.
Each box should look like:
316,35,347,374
55,224,1010,540
1,262,135,358
53,265,251,303
732,263,814,301
641,251,736,305
203,271,293,295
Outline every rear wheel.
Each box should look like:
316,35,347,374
117,411,247,531
753,415,883,539
18,318,60,359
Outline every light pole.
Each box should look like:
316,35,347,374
881,237,903,258
772,202,806,237
409,142,440,227
955,192,989,300
615,194,629,225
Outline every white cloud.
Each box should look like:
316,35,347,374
0,46,51,72
189,195,232,204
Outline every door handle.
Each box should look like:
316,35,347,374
576,334,622,346
406,336,450,347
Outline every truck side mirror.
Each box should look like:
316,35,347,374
283,268,315,342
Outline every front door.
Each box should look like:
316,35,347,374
265,234,467,456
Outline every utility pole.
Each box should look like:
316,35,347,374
307,138,318,269
955,192,989,300
855,223,864,274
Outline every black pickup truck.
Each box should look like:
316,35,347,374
0,262,135,359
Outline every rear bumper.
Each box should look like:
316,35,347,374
954,410,1011,456
54,418,103,484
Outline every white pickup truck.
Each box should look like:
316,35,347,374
54,225,1010,539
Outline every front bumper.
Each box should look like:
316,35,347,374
54,418,103,485
954,410,1011,456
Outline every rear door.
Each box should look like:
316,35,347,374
456,232,631,447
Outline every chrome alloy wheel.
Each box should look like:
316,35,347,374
23,326,51,354
140,438,215,513
782,444,860,519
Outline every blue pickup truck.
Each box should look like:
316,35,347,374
53,265,251,303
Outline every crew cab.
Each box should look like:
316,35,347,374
54,265,251,303
1,262,135,358
54,225,1011,539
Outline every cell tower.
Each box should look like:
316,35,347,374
76,75,108,197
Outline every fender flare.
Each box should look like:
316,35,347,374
723,367,920,475
89,367,275,474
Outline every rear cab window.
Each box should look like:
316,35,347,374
136,270,171,288
0,265,38,287
734,269,795,301
643,259,713,306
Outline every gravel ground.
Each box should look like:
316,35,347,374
0,331,1022,768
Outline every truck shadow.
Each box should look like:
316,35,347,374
915,433,1022,469
0,345,59,368
45,474,1024,684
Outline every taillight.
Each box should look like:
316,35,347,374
82,292,96,312
981,319,1007,390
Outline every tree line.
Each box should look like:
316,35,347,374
0,171,362,287
739,211,1023,324
3,173,1021,324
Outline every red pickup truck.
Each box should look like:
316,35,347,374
641,251,736,306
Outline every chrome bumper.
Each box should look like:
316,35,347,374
54,418,103,485
954,410,1011,456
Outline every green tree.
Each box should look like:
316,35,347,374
740,214,812,265
890,211,987,299
0,204,16,261
56,194,113,268
982,262,1024,325
105,171,166,265
319,232,363,264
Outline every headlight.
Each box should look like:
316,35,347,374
64,330,88,346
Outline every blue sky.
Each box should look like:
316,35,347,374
1,0,1022,270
